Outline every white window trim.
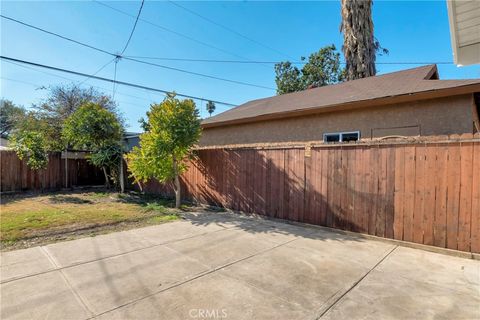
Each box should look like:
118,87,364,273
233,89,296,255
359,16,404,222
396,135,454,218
323,131,360,143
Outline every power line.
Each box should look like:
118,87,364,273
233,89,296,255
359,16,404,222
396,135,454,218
78,57,116,86
3,59,162,103
92,0,271,67
167,1,294,60
112,56,120,99
0,15,112,56
1,76,45,89
1,76,150,109
121,56,275,90
1,56,238,107
1,14,274,90
120,0,144,55
123,55,455,65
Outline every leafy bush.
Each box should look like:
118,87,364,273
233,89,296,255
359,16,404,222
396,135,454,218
10,131,49,170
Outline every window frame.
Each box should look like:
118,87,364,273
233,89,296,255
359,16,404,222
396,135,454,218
323,131,360,143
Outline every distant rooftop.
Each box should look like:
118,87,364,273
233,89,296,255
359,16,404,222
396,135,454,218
203,65,480,128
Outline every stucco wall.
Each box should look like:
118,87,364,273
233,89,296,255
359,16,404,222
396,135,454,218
199,94,475,146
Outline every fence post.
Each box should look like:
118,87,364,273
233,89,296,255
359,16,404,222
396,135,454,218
64,149,68,188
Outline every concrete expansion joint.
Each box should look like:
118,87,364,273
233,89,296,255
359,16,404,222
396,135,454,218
40,246,95,316
40,246,60,268
315,245,399,319
0,224,236,285
88,236,300,319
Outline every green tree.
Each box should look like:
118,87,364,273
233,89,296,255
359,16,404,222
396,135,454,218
274,45,344,95
63,103,124,188
15,111,65,151
10,131,48,170
206,101,216,117
126,94,202,208
27,84,124,151
36,84,122,123
0,99,26,138
340,0,388,80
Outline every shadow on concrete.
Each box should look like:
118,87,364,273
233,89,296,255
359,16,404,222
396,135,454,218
180,210,365,244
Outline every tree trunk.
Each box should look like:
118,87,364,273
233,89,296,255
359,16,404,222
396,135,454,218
172,155,181,208
102,166,111,189
340,0,376,80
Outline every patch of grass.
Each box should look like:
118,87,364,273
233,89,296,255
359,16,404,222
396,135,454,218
142,202,168,213
0,190,183,245
147,214,179,224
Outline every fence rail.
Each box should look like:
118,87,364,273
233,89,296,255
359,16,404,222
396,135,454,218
142,140,480,253
0,151,104,192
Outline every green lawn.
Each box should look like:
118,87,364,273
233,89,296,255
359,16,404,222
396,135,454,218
1,190,183,248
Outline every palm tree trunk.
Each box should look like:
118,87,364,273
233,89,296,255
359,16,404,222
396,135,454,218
340,0,376,80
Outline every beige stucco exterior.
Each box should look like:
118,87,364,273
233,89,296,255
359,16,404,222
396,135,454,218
199,94,478,147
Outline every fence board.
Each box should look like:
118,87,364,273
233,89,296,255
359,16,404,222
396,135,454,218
376,147,388,238
434,145,448,248
403,146,416,242
458,142,473,252
446,144,461,250
471,143,480,253
393,146,405,240
345,148,355,231
385,147,395,239
368,146,379,235
423,145,437,246
413,145,426,244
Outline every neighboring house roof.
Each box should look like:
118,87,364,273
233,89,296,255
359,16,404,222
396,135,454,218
124,132,141,139
202,65,480,128
447,0,480,66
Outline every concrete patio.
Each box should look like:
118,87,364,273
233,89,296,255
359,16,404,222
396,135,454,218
1,211,479,320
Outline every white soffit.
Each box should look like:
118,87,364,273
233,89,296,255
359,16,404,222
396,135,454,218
447,0,480,66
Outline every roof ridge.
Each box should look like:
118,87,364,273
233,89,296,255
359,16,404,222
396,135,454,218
202,64,480,126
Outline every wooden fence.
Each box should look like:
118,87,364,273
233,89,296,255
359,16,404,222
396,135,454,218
0,151,104,192
141,139,480,253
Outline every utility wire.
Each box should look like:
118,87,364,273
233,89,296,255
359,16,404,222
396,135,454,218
0,15,112,56
1,14,454,68
78,57,116,86
167,1,294,60
121,56,275,90
112,57,120,99
1,76,45,89
113,0,144,99
97,2,453,67
86,0,144,92
1,14,274,90
120,0,144,55
3,59,161,103
1,56,238,107
123,55,455,65
1,76,150,109
92,0,271,67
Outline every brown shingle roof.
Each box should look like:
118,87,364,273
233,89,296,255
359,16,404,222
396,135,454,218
203,65,480,128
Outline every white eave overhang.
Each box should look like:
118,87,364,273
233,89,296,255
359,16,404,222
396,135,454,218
447,0,480,66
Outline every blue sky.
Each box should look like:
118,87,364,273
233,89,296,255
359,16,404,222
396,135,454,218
1,1,479,132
